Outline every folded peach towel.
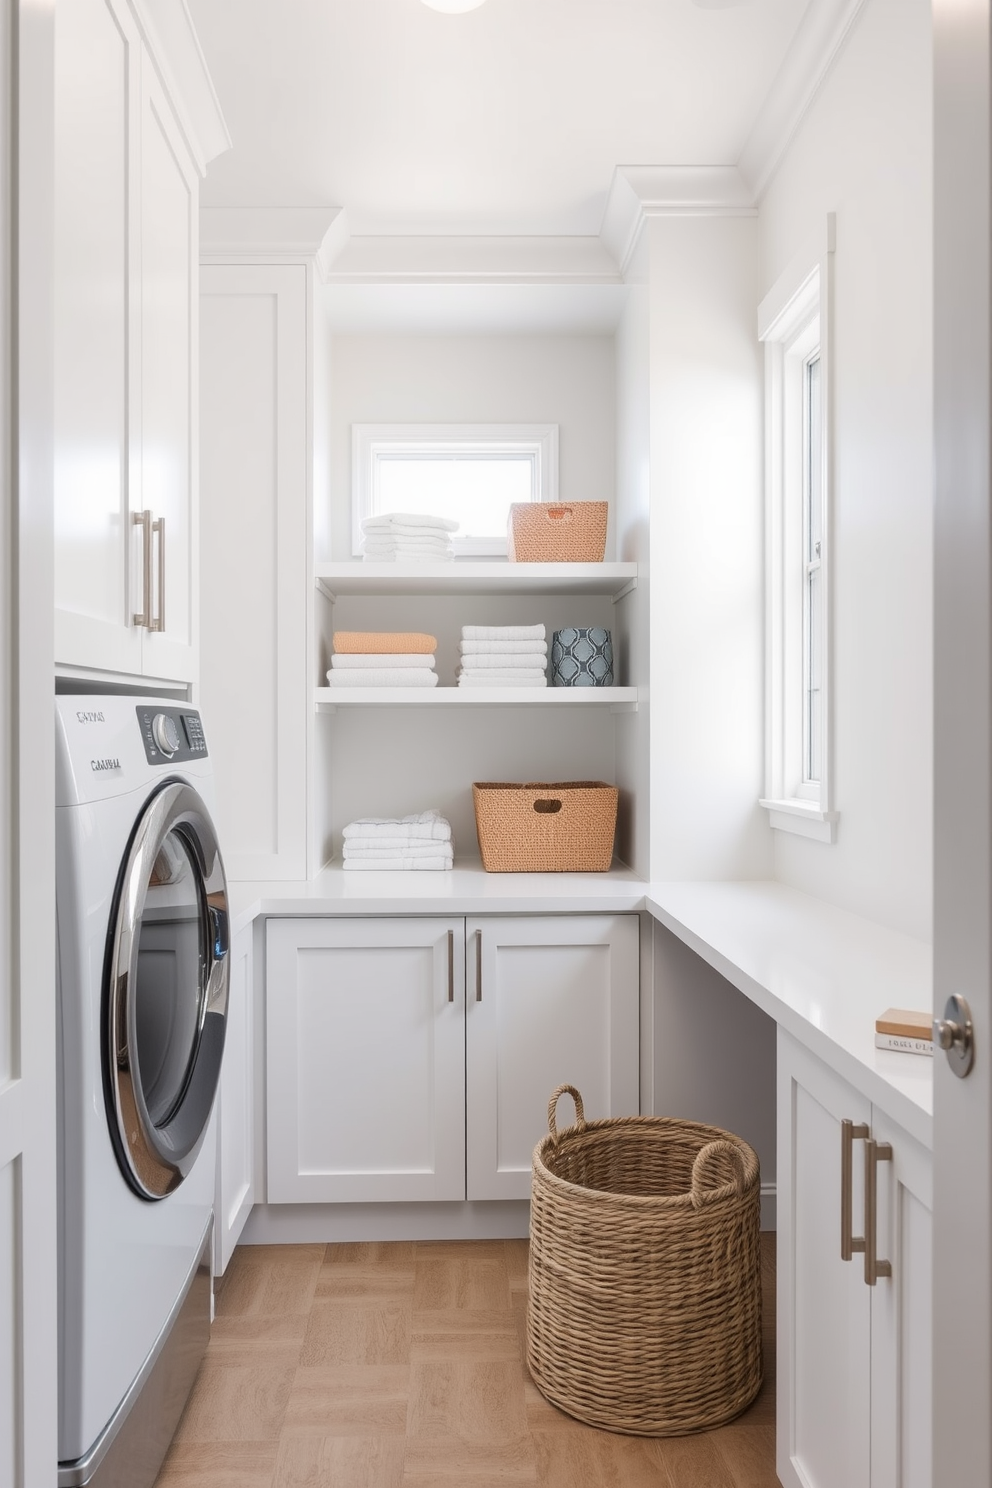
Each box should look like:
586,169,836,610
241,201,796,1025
333,632,437,655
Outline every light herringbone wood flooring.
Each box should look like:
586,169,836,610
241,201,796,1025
155,1234,777,1488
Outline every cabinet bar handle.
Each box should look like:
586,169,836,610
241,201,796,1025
476,929,483,1002
132,509,152,627
841,1118,869,1261
447,930,454,1002
864,1138,893,1285
151,515,165,632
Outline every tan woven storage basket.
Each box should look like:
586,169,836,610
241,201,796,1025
527,1085,762,1437
507,502,608,562
472,782,618,872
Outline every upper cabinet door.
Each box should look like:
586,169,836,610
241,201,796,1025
54,0,142,676
137,57,199,685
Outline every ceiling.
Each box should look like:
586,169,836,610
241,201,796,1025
189,0,811,237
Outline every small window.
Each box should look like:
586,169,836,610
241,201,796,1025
758,218,837,843
352,424,559,557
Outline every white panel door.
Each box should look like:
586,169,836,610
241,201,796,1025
214,925,255,1276
465,914,639,1201
53,0,142,675
777,1030,872,1488
266,918,466,1203
136,54,198,683
199,265,308,880
869,1107,933,1488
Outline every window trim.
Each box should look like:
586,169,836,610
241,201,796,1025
351,423,559,557
757,217,838,844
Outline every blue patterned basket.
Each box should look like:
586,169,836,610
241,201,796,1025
551,628,614,687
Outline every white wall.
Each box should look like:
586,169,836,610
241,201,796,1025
758,0,933,938
323,332,616,561
648,212,770,880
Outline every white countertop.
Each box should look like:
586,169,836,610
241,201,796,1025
228,868,933,1144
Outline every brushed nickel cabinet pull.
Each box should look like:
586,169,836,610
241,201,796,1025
151,515,165,632
864,1138,893,1285
476,929,483,1002
841,1118,869,1261
447,930,454,1002
132,509,152,627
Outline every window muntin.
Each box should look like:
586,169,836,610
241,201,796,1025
352,424,559,556
803,353,822,789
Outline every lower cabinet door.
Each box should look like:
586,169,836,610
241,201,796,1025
214,923,254,1275
465,914,639,1201
778,1029,872,1488
266,917,466,1203
869,1107,933,1488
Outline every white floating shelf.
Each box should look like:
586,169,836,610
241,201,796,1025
314,561,637,602
315,685,638,713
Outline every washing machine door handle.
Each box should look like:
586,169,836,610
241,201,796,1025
104,779,230,1200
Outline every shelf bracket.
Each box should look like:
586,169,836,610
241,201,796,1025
611,577,638,604
610,701,639,714
315,580,338,604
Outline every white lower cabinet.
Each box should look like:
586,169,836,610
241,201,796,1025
778,1030,932,1488
264,913,640,1207
214,924,255,1275
465,914,639,1200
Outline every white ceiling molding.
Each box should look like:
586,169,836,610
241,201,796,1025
200,207,349,277
600,165,756,278
737,0,869,202
130,0,231,172
324,235,622,285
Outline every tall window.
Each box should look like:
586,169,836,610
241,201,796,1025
352,424,559,556
758,217,837,843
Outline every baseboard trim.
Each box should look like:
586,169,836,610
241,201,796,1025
761,1183,777,1232
242,1200,532,1245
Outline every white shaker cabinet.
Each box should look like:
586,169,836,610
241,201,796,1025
265,917,467,1204
214,923,255,1276
465,914,640,1200
777,1030,932,1488
54,0,206,685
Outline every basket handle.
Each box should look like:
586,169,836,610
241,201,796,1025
547,1084,586,1144
690,1139,749,1208
544,505,574,524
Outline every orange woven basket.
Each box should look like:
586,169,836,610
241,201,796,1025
472,782,618,872
507,502,608,563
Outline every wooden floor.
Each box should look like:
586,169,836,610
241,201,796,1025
155,1234,777,1488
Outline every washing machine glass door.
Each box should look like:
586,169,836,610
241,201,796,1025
105,780,230,1199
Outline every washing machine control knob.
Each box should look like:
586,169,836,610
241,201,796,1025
152,713,181,758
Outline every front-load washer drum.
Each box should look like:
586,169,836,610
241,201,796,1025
105,779,229,1199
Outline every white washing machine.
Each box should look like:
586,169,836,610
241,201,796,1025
55,697,230,1488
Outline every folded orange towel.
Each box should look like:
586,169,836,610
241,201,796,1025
333,631,437,655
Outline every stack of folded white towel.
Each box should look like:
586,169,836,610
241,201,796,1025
326,632,439,688
342,810,454,871
457,624,548,688
361,513,459,562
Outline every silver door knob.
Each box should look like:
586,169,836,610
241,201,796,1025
933,993,974,1078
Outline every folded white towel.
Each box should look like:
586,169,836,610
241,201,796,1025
458,673,548,687
453,652,547,670
343,856,453,871
364,527,455,543
362,552,455,564
325,670,440,688
459,639,548,656
344,844,455,862
343,811,451,842
330,653,436,670
461,624,546,642
339,845,452,857
362,513,460,533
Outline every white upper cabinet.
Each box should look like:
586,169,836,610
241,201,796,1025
54,0,223,686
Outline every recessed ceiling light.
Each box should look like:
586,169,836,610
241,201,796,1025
420,0,487,11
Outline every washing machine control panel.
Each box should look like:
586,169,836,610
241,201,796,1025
136,706,209,765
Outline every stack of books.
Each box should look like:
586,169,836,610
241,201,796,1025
874,1007,933,1056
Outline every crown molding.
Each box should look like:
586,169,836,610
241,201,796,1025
200,207,349,277
324,234,622,285
129,0,231,173
738,0,869,202
600,166,756,277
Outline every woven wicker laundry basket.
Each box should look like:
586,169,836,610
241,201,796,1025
507,501,608,562
527,1085,762,1437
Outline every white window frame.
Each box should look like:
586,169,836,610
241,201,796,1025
758,217,838,843
351,423,559,557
